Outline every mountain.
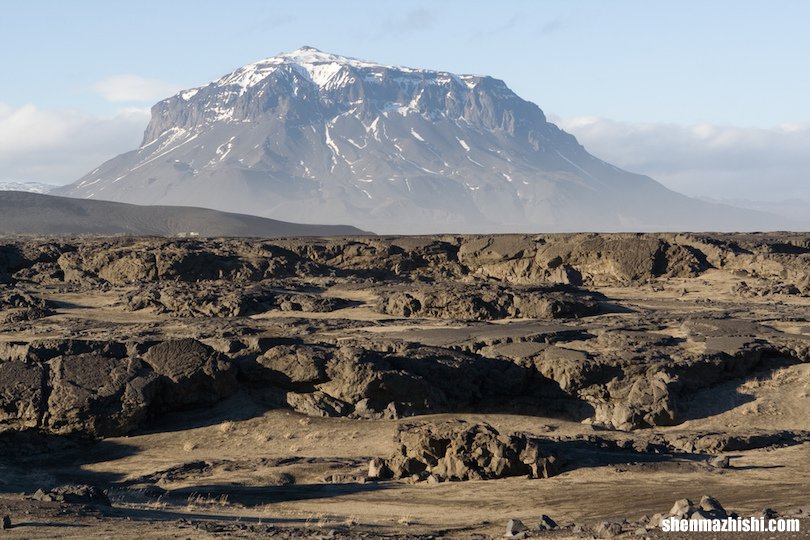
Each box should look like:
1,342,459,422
0,191,366,237
0,181,55,194
55,47,781,233
701,196,810,229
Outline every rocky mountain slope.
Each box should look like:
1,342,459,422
0,191,365,237
54,48,777,233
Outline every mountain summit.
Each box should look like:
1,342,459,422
56,47,775,233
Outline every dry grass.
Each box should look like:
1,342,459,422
185,492,231,512
253,431,272,443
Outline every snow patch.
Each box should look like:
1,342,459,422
555,150,596,180
324,126,340,171
216,136,236,161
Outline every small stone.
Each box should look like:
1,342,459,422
367,457,390,479
669,498,694,518
596,521,623,538
1,515,10,530
505,518,528,537
690,509,713,520
537,514,558,530
760,508,778,519
708,455,730,469
31,488,52,502
426,474,440,485
699,495,726,517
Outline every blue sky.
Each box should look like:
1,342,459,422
1,0,808,202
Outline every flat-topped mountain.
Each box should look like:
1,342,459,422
56,47,779,233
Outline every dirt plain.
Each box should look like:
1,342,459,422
0,232,809,539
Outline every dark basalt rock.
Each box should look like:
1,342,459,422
142,339,238,410
45,353,161,437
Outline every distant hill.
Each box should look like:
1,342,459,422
0,191,367,237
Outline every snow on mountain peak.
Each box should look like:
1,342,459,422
188,47,480,97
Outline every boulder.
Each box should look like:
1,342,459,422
367,457,392,480
537,514,558,530
285,391,351,417
0,360,46,429
669,498,695,519
256,345,331,386
45,353,161,437
384,420,558,482
699,495,727,518
0,288,53,323
505,518,528,537
318,347,448,417
142,339,237,409
595,521,623,538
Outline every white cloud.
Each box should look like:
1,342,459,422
0,102,148,184
553,115,810,202
92,75,180,103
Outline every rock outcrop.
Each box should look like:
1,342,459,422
376,284,602,320
0,339,237,438
376,420,559,481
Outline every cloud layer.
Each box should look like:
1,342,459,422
0,102,148,184
92,75,180,103
554,115,810,202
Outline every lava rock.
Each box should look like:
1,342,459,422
384,420,558,482
143,339,237,409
